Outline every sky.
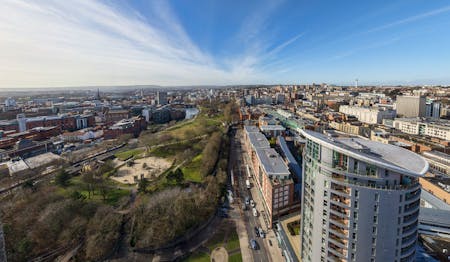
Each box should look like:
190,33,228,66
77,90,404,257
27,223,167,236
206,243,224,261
1,0,450,88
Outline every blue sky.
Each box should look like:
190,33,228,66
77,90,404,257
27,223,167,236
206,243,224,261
1,0,450,88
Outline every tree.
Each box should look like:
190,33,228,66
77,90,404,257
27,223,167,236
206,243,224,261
55,169,71,187
82,170,95,199
138,178,149,193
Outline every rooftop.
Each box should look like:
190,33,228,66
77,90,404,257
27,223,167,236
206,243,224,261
260,125,286,131
419,207,450,227
244,125,260,133
255,148,290,177
301,129,428,177
248,132,270,149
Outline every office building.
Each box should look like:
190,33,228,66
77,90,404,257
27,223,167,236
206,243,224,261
393,118,450,141
156,91,168,105
396,95,426,118
300,129,428,262
339,105,396,124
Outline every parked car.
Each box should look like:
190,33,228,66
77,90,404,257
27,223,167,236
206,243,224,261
252,207,258,217
254,226,260,237
250,199,255,207
250,239,259,250
245,196,250,205
259,227,265,238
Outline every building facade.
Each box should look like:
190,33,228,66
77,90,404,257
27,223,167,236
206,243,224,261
339,105,396,124
393,118,450,141
300,130,428,262
396,95,426,118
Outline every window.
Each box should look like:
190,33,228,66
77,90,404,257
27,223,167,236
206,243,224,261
354,190,359,198
353,160,358,173
373,216,378,223
354,201,358,208
374,193,379,202
366,163,377,176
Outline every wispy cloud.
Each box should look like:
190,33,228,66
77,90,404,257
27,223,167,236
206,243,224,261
0,0,270,87
367,5,450,33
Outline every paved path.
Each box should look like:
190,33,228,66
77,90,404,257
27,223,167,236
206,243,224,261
210,247,228,262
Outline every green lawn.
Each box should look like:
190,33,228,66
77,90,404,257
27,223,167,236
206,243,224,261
115,148,145,161
228,253,243,262
181,154,203,182
226,230,241,251
183,252,210,262
58,176,131,206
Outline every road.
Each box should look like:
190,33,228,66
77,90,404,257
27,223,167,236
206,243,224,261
229,127,271,262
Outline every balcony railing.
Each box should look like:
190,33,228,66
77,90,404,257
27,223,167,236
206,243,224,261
329,224,349,238
330,214,349,227
330,203,350,215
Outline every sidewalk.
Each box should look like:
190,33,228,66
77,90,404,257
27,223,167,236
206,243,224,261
230,198,253,262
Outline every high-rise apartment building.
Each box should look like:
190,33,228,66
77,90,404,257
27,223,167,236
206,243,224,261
396,95,426,118
300,130,428,262
156,91,168,105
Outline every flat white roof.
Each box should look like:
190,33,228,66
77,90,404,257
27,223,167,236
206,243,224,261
248,132,270,149
260,125,286,131
255,148,290,176
301,129,428,177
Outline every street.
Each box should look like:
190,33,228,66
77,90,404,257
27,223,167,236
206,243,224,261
228,126,284,262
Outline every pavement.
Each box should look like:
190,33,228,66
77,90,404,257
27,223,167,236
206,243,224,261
210,247,228,262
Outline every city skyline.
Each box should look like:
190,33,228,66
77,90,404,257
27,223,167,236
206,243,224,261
1,0,450,88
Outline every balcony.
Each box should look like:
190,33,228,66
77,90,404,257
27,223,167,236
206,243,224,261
329,224,349,238
328,242,348,258
330,203,350,217
402,222,418,235
401,242,416,257
401,233,417,248
329,232,348,247
403,210,419,225
330,214,349,228
328,252,346,262
405,188,421,202
404,201,420,214
331,183,351,195
330,193,351,207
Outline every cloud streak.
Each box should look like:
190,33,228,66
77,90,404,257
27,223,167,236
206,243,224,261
0,0,271,88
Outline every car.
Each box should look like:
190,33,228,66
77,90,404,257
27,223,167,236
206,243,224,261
252,207,258,217
250,200,255,207
245,196,250,205
259,227,265,238
250,239,259,250
254,226,259,237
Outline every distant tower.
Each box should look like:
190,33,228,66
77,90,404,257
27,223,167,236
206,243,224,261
355,79,359,89
17,114,27,132
96,88,101,100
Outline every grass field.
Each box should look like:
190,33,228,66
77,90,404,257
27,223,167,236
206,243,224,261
115,148,145,161
228,252,243,262
226,230,240,251
183,221,243,262
58,176,131,206
183,252,210,262
181,154,203,182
